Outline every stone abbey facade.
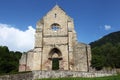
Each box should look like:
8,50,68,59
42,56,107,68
19,5,91,72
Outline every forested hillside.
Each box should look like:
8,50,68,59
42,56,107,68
90,31,120,70
0,46,22,74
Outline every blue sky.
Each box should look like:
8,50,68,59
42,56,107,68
0,0,120,51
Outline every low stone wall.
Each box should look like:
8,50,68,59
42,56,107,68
116,69,120,73
0,72,33,80
32,70,116,79
0,70,117,80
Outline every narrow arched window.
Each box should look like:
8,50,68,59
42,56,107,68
55,13,57,18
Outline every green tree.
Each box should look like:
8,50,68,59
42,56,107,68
0,46,22,74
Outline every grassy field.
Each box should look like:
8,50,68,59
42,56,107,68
37,74,120,80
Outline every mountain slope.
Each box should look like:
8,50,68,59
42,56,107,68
90,31,120,48
89,31,120,70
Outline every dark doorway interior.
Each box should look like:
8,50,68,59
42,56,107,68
52,58,59,70
49,48,62,70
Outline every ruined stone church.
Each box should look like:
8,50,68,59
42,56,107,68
19,5,91,72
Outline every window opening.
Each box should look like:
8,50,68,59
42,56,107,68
51,23,60,31
55,13,57,18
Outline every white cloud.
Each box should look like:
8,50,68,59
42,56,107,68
0,23,35,52
104,25,111,30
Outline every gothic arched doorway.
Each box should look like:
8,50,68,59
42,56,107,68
48,48,62,70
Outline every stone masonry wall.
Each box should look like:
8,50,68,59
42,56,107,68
19,5,91,72
0,71,116,80
73,42,90,71
0,72,33,80
32,70,116,79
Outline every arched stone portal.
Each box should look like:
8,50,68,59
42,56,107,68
48,48,62,70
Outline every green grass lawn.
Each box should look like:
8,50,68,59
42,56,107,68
37,74,120,80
